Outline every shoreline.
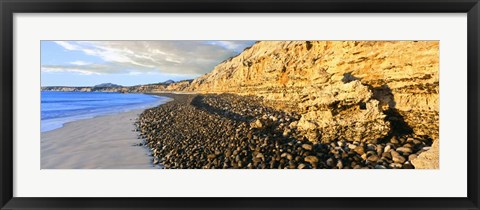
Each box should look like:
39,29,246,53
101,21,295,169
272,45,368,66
41,91,171,132
41,108,162,169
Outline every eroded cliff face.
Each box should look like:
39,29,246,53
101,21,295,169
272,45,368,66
186,41,439,166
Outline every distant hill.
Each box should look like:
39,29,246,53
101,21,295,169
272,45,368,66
41,79,195,93
94,83,122,88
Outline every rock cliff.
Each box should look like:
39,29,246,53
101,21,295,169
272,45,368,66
185,41,439,168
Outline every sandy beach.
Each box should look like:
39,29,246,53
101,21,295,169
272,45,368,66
41,109,158,169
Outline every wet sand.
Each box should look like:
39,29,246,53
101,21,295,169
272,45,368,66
41,109,158,169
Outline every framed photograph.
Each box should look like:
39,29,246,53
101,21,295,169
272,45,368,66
1,0,479,209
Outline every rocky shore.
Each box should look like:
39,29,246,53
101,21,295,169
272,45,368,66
136,93,433,169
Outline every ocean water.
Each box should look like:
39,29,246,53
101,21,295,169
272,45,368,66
41,91,170,132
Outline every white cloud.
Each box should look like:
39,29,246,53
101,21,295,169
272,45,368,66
42,66,101,75
53,41,80,51
44,41,255,76
41,63,129,75
70,61,90,66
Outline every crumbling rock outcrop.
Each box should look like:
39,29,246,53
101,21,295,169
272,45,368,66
296,80,390,143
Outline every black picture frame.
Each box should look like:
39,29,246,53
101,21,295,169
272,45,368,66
1,0,479,209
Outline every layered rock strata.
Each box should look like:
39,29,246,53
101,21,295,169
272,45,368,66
187,41,438,140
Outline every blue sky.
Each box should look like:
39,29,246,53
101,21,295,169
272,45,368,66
41,41,256,86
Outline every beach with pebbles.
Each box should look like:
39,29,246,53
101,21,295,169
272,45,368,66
136,93,433,169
